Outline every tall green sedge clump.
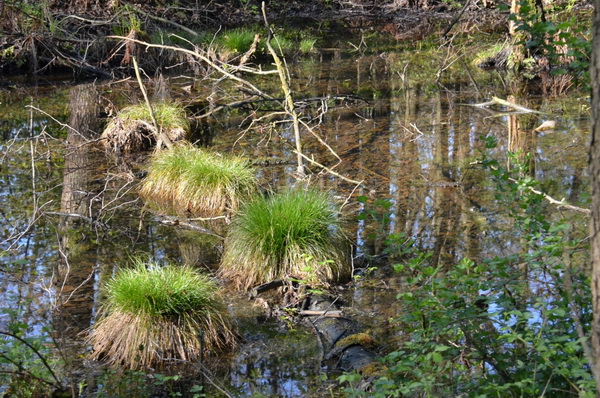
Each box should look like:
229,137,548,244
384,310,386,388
219,188,351,291
139,144,257,217
101,102,189,154
87,261,236,369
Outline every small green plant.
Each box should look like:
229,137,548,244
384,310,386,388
218,28,258,54
220,188,351,291
139,143,257,217
0,306,63,398
113,4,143,36
298,38,318,54
87,260,236,369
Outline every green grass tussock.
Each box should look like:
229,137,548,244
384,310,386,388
139,144,257,217
219,188,351,291
101,102,189,154
116,103,190,131
87,260,236,369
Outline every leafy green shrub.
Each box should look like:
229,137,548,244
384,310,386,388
220,188,351,291
341,139,594,397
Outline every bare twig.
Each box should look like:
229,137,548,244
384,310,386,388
294,150,363,186
262,2,304,176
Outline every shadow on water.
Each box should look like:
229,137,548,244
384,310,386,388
0,26,591,396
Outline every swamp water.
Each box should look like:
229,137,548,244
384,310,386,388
0,26,591,397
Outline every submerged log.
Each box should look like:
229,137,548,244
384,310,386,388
302,295,384,379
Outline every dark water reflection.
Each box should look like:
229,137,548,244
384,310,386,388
0,31,591,396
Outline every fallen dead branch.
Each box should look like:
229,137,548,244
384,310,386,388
262,2,304,176
467,96,543,114
108,35,272,99
158,216,224,239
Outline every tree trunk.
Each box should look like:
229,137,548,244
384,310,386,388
590,0,600,391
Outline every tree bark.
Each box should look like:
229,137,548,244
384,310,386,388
590,0,600,391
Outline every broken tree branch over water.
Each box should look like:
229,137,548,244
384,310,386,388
158,216,224,239
194,95,368,119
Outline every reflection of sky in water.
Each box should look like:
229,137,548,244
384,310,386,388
228,326,320,397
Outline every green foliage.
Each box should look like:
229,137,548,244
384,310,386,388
5,1,51,34
340,138,594,397
299,38,318,54
356,195,393,239
113,4,143,36
218,28,258,54
212,27,319,59
0,306,61,397
220,188,351,291
510,0,591,85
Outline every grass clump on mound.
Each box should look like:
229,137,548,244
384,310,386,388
219,188,351,291
87,260,236,369
139,144,257,217
101,103,189,154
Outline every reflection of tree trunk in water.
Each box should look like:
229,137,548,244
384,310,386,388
177,229,222,269
506,97,536,174
54,84,100,343
430,92,461,267
458,108,485,262
387,63,422,238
